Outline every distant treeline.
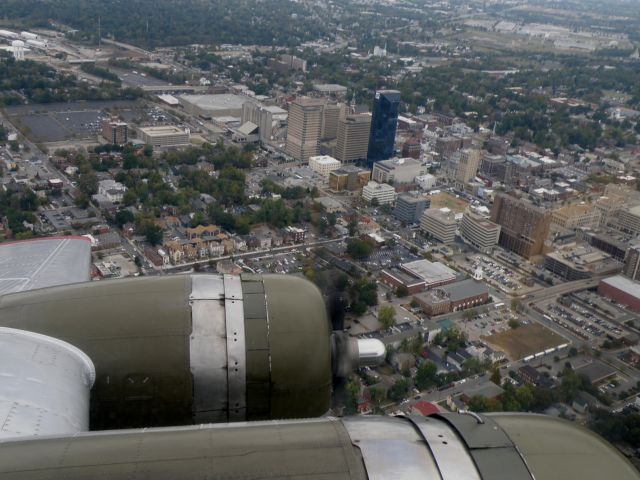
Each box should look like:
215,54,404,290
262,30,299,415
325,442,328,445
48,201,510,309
1,0,328,48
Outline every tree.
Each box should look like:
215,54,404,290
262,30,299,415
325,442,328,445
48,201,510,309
395,285,409,297
378,304,396,330
346,238,373,259
345,378,361,414
508,319,521,329
490,367,501,386
141,222,163,245
510,299,523,313
115,209,134,227
415,361,438,390
462,308,477,321
388,378,411,402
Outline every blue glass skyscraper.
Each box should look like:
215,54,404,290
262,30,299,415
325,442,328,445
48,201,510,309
367,90,401,164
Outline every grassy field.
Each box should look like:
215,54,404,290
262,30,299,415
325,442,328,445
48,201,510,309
481,323,566,361
429,192,469,214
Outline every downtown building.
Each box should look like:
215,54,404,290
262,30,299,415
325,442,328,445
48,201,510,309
420,208,458,244
102,118,128,145
367,90,401,164
335,113,371,163
285,97,326,162
490,193,551,259
460,210,501,253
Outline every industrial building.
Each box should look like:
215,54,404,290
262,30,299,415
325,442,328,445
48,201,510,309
179,94,247,119
335,114,371,163
241,102,287,143
420,208,458,244
308,155,341,178
598,275,640,313
379,259,457,294
367,90,401,163
101,118,128,145
138,126,190,148
413,279,489,316
394,193,430,224
362,181,396,205
312,84,348,97
371,157,426,185
285,97,325,162
328,166,371,192
460,210,501,252
490,194,552,259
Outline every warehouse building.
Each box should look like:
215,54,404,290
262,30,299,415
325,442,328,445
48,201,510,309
379,259,457,294
138,126,190,148
598,275,640,313
179,94,247,119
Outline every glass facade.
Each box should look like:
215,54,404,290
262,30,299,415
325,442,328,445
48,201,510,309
367,90,401,164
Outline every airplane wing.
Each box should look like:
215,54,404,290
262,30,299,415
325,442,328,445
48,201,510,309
0,236,92,294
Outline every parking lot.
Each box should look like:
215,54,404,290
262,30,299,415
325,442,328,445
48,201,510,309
5,100,141,143
541,299,624,343
363,245,420,271
463,304,518,342
461,254,529,294
244,251,305,275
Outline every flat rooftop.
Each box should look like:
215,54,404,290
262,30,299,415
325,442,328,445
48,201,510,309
179,94,246,111
402,259,457,285
601,275,640,298
0,237,91,294
440,279,488,302
139,126,187,136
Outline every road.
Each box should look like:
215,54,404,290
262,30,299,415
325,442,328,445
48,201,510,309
157,236,348,272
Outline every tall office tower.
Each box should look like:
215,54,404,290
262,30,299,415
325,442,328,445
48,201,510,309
367,90,401,164
285,98,325,162
455,149,481,186
322,103,341,141
623,245,640,281
101,118,128,145
490,193,552,259
335,113,371,163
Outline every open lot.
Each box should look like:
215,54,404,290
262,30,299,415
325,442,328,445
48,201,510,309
5,100,141,143
429,192,469,214
482,323,566,361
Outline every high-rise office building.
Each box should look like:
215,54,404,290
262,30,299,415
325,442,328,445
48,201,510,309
623,245,640,281
321,103,341,141
335,113,371,163
454,149,481,187
490,193,551,259
102,118,128,145
285,98,325,162
367,90,401,164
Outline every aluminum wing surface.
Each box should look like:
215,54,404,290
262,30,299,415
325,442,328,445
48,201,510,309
0,237,91,294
